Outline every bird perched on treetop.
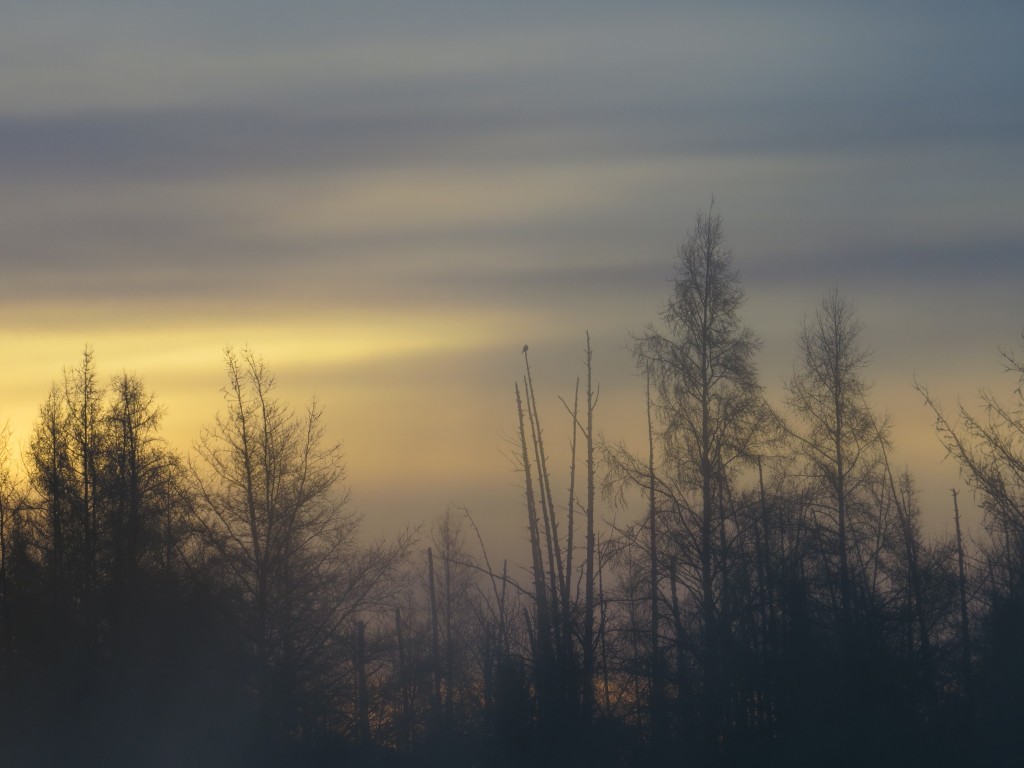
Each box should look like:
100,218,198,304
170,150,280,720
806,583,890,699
522,344,529,354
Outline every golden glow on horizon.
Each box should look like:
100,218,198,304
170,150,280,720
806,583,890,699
0,298,996,543
0,319,990,545
0,306,513,449
0,305,557,545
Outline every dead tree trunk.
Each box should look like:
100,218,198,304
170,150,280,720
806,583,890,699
647,370,666,747
583,334,597,725
428,547,442,728
515,383,552,712
952,489,973,723
523,350,567,654
355,620,370,746
395,607,412,751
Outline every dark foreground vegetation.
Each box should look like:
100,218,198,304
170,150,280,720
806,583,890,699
2,209,1023,767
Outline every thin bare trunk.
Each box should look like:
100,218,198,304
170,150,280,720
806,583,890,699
523,351,567,639
515,383,552,701
443,540,454,720
428,547,442,726
583,334,597,724
355,620,370,745
565,376,579,638
395,607,412,750
952,490,972,707
598,543,610,717
647,370,665,743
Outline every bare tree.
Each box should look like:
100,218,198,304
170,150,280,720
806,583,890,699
917,343,1024,573
631,204,769,746
785,289,878,633
0,422,26,656
582,333,598,725
915,339,1024,753
25,349,106,642
191,347,406,741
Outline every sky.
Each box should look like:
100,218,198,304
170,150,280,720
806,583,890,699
2,1,1023,552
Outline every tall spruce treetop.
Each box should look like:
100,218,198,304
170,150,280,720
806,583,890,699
634,206,763,496
785,289,877,628
632,206,766,649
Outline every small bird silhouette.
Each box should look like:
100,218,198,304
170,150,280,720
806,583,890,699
522,344,529,354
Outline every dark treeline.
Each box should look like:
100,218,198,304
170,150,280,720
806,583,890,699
2,210,1023,767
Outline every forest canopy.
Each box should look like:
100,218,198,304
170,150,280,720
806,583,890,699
1,211,1022,767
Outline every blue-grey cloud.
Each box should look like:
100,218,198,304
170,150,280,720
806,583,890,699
4,1,1022,181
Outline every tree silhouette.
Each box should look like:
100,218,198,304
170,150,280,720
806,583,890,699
191,347,408,749
3,248,1024,766
785,290,877,637
919,339,1024,762
629,205,772,753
